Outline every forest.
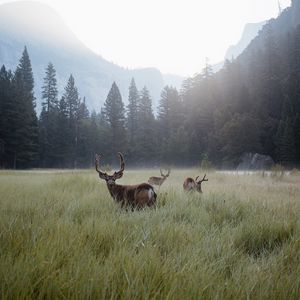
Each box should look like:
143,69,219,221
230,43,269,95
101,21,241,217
0,20,300,169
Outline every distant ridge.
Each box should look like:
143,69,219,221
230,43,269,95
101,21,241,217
213,21,267,72
0,1,183,111
225,21,267,60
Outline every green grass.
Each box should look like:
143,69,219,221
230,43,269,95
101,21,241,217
1,169,300,299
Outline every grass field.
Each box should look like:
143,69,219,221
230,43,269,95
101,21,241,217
1,169,300,299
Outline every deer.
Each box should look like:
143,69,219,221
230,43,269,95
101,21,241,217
183,174,208,193
148,168,171,187
95,152,157,209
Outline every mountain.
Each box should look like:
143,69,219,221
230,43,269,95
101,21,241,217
188,0,300,166
0,1,183,112
212,21,266,72
225,21,267,60
238,0,300,64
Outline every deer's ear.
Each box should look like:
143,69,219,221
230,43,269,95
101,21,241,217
113,171,123,180
99,173,107,180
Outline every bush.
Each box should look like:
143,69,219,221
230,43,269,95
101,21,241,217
200,154,214,170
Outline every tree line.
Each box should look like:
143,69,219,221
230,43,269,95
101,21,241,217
0,21,300,169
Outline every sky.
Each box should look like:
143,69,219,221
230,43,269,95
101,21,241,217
0,0,292,76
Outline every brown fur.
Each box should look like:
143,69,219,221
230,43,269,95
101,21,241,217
106,183,156,208
148,169,170,187
183,175,208,193
148,176,166,186
95,153,157,209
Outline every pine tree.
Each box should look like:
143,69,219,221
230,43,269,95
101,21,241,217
158,86,182,138
16,46,35,100
0,65,13,167
275,119,296,165
126,78,139,161
294,114,300,164
275,96,296,165
158,86,184,162
12,47,38,168
262,24,282,119
158,86,172,139
64,74,80,120
220,114,261,167
62,74,81,167
77,97,89,120
39,62,59,167
104,82,127,155
201,57,213,80
76,97,91,167
136,86,155,164
42,62,58,112
56,96,69,167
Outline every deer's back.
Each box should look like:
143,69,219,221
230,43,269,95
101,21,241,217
183,178,196,191
117,183,157,208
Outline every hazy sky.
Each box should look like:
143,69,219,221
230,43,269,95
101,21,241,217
0,0,292,76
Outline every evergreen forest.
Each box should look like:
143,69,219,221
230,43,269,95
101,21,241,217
1,18,300,169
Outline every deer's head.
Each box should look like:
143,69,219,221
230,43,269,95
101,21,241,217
195,174,208,193
95,152,125,185
160,168,171,179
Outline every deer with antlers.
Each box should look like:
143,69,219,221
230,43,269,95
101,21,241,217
95,152,157,209
183,174,208,193
148,169,171,187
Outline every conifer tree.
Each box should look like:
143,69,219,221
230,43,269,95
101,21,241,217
39,62,59,167
42,62,58,112
275,119,296,165
158,86,182,138
127,78,139,142
201,57,213,80
13,47,38,168
76,97,91,166
263,24,282,119
158,86,184,162
126,78,139,161
0,65,13,167
62,75,80,167
16,46,35,100
275,96,296,165
136,86,155,163
64,74,80,120
77,97,89,120
54,96,69,167
104,82,127,155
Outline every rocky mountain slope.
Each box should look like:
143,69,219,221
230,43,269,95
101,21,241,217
0,1,183,111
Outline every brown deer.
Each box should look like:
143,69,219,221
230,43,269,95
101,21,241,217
148,169,171,187
95,152,157,209
183,174,208,193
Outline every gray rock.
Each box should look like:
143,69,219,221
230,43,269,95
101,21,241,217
237,153,275,170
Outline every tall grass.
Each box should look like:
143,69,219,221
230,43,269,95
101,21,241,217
0,169,300,299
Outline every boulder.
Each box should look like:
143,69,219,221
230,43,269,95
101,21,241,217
237,153,275,170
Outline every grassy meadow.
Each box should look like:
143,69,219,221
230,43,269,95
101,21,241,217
1,168,300,299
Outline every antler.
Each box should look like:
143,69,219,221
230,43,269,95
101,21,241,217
95,154,108,179
196,174,208,183
113,152,125,179
160,168,171,177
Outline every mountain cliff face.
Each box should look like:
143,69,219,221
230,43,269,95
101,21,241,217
238,0,300,65
212,21,266,72
225,21,267,60
0,1,183,111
